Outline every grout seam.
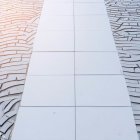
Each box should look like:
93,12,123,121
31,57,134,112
20,106,132,107
73,1,77,140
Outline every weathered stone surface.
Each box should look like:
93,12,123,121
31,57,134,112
0,0,44,139
105,0,140,137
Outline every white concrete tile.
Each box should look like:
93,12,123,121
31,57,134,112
28,52,74,75
39,16,73,30
12,107,75,140
21,76,74,106
76,107,138,140
75,15,110,30
75,52,122,74
33,31,74,51
74,3,107,15
76,75,131,106
47,0,73,2
75,30,116,51
44,3,73,16
75,0,104,2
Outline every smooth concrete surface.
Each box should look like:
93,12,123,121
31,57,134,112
12,108,75,140
75,75,131,106
28,52,74,75
34,31,74,51
74,3,107,15
75,52,122,74
75,15,110,30
76,107,138,140
21,75,131,106
21,76,75,106
75,30,116,51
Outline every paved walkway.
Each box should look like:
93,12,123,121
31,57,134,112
11,0,139,140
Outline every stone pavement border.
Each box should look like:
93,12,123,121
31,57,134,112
0,0,44,139
105,0,140,138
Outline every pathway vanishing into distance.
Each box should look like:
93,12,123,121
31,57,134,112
0,0,140,140
11,0,139,140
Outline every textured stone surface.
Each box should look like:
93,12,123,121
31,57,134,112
105,0,140,138
0,0,43,139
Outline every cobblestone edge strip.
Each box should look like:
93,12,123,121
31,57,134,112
105,0,140,138
0,0,44,139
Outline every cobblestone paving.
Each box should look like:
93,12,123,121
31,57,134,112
105,0,140,138
0,0,43,139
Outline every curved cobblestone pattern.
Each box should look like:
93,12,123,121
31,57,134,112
0,0,43,139
105,0,140,138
